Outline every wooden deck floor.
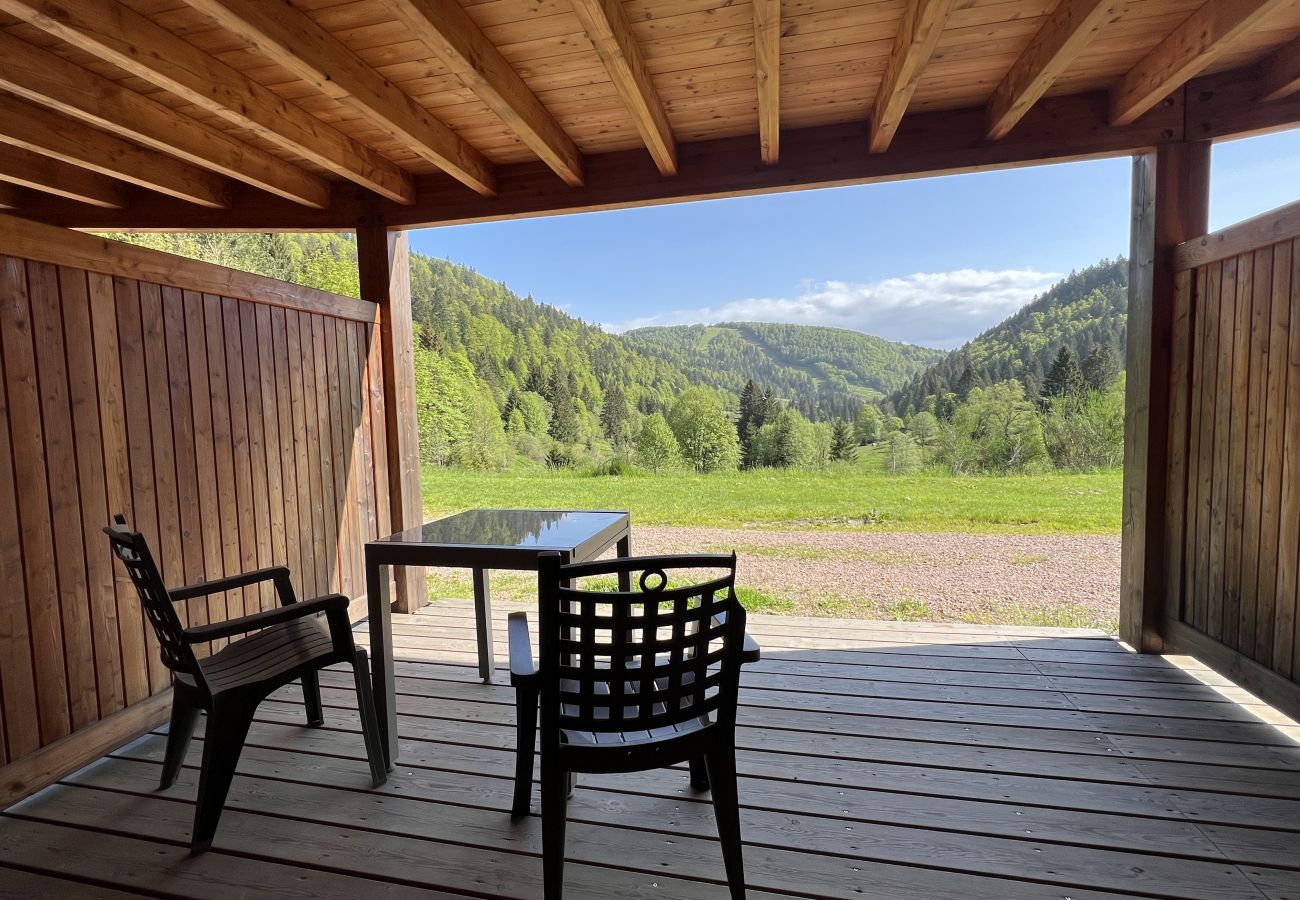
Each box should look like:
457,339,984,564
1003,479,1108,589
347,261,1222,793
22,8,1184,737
3,599,1300,899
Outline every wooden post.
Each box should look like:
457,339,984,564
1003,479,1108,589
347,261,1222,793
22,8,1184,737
356,222,424,613
1120,140,1210,652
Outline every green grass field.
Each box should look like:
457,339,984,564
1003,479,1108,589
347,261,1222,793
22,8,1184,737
423,465,1123,534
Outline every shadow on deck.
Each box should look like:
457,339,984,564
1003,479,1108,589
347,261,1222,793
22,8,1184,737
2,599,1299,899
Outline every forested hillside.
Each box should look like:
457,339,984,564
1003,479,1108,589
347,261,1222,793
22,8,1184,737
886,259,1128,415
625,322,944,421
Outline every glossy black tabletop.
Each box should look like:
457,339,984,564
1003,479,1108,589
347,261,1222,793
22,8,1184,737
372,508,628,550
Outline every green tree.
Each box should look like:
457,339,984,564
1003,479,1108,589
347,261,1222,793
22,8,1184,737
515,391,552,437
1042,377,1125,470
886,431,922,474
1041,346,1086,402
668,388,740,473
750,408,813,468
547,369,580,443
830,419,858,462
1081,344,1119,393
854,405,881,444
955,364,976,402
634,412,681,472
937,381,1048,475
600,382,633,448
907,411,939,447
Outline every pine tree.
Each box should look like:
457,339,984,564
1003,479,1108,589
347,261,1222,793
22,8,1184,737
548,369,580,443
737,379,762,442
1081,344,1119,392
600,382,632,447
1042,346,1086,400
955,364,976,402
830,419,857,462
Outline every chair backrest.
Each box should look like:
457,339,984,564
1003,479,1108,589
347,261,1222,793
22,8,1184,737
104,515,200,681
537,552,748,740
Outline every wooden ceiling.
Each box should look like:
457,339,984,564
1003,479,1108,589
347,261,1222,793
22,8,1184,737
2,0,1300,230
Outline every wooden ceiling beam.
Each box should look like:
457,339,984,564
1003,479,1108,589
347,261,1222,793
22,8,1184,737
753,0,781,165
0,95,230,208
1259,36,1300,102
569,0,675,176
0,31,329,209
182,0,495,196
986,0,1128,141
0,0,414,205
0,182,22,210
382,0,584,187
1110,0,1292,126
868,0,955,153
0,143,128,208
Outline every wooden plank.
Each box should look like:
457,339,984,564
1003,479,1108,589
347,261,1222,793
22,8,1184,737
1163,266,1193,625
0,214,376,323
384,0,582,186
1240,246,1275,658
570,0,676,174
0,94,231,209
181,289,228,651
0,0,413,204
91,273,147,706
1,255,71,745
867,0,955,152
285,310,321,601
186,0,494,196
365,321,392,540
985,0,1128,140
0,257,40,761
336,318,364,597
310,314,341,594
322,315,351,596
292,311,329,600
753,0,780,164
349,323,377,553
0,143,127,209
256,306,288,589
26,261,97,730
1277,239,1300,678
1182,265,1207,626
1223,250,1254,647
201,294,241,632
1165,617,1300,723
0,689,170,809
269,307,305,599
222,297,259,615
1193,262,1222,635
1255,241,1292,669
114,276,168,694
0,30,328,209
1209,255,1239,641
58,266,124,717
237,301,273,609
1110,0,1293,126
1259,34,1300,102
1177,196,1300,273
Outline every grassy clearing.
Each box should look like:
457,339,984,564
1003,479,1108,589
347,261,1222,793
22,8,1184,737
423,466,1122,534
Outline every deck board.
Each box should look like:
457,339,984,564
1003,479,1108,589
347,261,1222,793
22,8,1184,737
2,599,1298,899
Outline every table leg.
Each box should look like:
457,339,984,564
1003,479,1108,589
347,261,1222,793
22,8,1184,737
366,558,398,769
473,567,495,683
616,532,632,592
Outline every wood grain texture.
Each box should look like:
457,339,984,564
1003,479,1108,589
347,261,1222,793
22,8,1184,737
752,0,781,165
868,0,956,153
1259,35,1300,101
0,143,128,209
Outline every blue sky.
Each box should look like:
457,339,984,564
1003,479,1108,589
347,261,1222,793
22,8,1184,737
410,128,1300,349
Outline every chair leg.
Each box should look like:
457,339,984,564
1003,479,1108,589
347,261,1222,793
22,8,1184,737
540,761,569,900
159,691,201,791
689,755,710,790
302,670,324,726
512,683,537,817
191,699,257,853
351,650,389,787
705,743,746,900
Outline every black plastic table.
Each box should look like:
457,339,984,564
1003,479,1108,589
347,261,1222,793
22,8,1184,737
364,508,631,766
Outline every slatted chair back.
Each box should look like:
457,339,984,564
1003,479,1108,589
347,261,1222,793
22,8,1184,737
104,514,202,683
537,552,748,739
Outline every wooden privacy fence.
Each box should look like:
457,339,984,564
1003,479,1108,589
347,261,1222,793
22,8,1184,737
0,216,390,795
1164,203,1300,705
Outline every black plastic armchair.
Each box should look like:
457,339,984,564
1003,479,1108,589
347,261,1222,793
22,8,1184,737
104,515,386,852
509,551,760,899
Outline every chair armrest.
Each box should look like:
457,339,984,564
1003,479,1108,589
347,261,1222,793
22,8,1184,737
712,610,760,663
184,593,347,643
508,612,537,686
170,566,296,605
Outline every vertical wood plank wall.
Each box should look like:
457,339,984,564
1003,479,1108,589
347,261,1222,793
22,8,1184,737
0,223,387,775
1168,226,1300,690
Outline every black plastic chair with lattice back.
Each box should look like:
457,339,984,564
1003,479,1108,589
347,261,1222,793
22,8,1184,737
508,551,760,899
104,515,386,852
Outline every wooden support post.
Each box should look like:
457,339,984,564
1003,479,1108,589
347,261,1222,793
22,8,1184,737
356,223,424,613
1121,140,1210,653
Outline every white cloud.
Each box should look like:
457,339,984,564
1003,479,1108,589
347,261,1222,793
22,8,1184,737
603,268,1061,348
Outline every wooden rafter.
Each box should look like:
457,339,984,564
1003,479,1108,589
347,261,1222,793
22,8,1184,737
753,0,781,165
1111,0,1292,126
868,0,955,153
182,0,495,196
0,0,414,205
382,0,584,187
1259,36,1300,102
0,143,128,209
986,0,1128,140
0,95,230,208
0,31,328,209
0,182,21,210
569,0,676,176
